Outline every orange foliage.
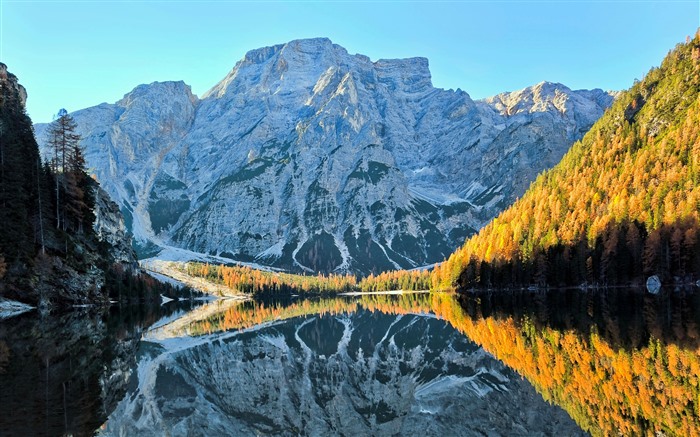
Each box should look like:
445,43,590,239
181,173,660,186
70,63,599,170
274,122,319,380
430,294,700,437
180,289,700,436
186,293,434,336
433,34,700,289
358,269,431,292
183,262,357,294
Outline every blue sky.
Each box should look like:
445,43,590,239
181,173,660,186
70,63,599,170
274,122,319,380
1,0,698,123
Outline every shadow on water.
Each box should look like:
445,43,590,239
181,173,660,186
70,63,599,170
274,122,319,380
457,288,700,351
0,300,200,437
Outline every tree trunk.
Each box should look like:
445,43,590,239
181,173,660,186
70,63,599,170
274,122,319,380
37,158,45,254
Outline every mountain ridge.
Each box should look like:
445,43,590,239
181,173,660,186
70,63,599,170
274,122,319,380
35,37,615,274
432,32,700,289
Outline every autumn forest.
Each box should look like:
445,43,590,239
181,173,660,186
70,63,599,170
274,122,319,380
178,34,700,295
433,33,700,291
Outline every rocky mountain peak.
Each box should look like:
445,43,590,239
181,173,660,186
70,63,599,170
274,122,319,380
482,81,615,119
482,81,574,116
117,81,198,108
281,37,340,55
204,38,435,102
240,37,339,64
204,38,341,100
374,56,433,93
35,39,616,274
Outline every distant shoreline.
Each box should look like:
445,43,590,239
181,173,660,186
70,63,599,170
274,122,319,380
339,290,429,296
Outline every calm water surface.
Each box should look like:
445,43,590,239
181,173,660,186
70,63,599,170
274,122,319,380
0,302,200,436
1,290,698,436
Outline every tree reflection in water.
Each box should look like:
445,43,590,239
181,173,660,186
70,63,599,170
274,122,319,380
439,289,700,437
150,290,700,436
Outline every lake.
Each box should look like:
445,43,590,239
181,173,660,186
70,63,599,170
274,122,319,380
0,301,201,436
1,290,698,436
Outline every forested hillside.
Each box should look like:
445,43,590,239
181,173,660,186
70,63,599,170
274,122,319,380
433,33,700,289
154,261,431,295
0,63,152,307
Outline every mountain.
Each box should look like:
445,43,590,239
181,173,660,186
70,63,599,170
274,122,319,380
433,32,700,289
35,38,614,274
100,307,584,436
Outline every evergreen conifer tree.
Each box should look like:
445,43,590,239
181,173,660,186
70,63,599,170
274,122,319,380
0,66,45,263
45,110,91,232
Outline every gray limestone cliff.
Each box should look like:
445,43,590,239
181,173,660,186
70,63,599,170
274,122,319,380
36,38,614,273
94,186,138,269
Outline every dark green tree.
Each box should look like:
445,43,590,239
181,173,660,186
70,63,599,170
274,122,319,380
46,109,81,231
64,137,94,233
0,66,44,263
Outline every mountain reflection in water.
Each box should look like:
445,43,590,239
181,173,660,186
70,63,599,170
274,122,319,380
99,294,584,436
4,290,696,437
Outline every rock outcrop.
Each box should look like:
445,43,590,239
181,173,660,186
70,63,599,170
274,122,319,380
0,62,137,308
94,186,138,269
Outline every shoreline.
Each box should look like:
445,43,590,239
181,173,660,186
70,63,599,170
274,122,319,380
141,260,250,300
339,289,429,296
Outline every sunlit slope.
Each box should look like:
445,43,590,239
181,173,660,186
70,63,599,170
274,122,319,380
433,32,700,289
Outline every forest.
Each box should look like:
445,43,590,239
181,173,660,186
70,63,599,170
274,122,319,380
184,292,435,336
181,262,358,295
452,218,700,290
104,263,202,303
0,70,101,305
0,64,170,306
178,261,432,295
431,32,700,291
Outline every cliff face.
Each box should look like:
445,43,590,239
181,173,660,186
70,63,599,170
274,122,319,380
35,38,614,273
94,186,138,269
0,63,27,108
22,181,139,308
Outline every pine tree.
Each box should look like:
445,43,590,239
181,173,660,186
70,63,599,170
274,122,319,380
46,109,81,231
69,138,95,232
34,156,46,253
433,32,700,289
